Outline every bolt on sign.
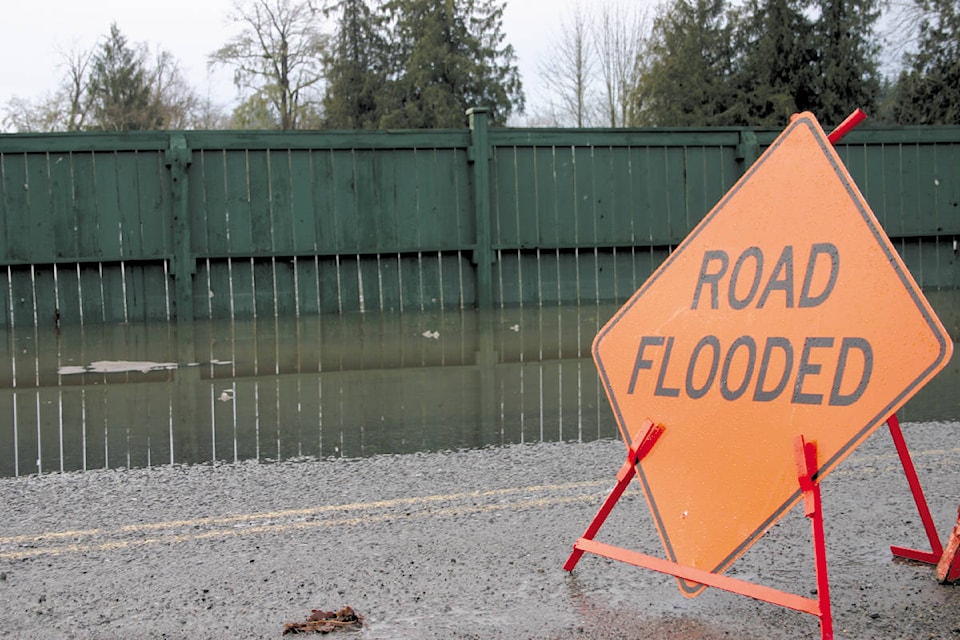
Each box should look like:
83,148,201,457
592,112,953,596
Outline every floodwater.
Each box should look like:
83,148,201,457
1,292,958,478
0,303,618,477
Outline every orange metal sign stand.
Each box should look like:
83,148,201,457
886,413,944,565
563,414,945,640
564,421,834,637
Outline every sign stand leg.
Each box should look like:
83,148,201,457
565,433,834,640
886,413,944,564
936,505,960,583
563,420,664,572
796,436,833,640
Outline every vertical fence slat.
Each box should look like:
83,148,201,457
332,149,358,253
3,154,30,262
0,155,9,268
26,154,55,263
290,150,316,255
200,150,229,256
269,149,294,254
249,150,274,254
225,150,253,254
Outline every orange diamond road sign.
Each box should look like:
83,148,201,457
593,112,953,596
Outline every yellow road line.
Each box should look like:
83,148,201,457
3,444,955,562
0,492,615,561
0,479,610,546
0,480,611,559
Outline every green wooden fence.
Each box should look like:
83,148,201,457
1,109,958,328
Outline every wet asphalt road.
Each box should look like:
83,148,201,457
1,422,959,639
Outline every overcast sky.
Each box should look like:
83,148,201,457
0,0,630,128
0,1,911,131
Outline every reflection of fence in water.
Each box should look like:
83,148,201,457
2,291,958,478
0,304,621,477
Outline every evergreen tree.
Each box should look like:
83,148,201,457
322,0,389,129
3,26,214,132
886,0,960,124
732,0,819,126
630,0,739,126
812,0,882,125
378,0,523,128
87,23,164,130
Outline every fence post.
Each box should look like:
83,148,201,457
736,129,760,175
467,107,494,309
165,134,195,322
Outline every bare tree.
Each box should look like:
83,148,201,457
537,3,597,127
62,45,94,131
210,0,330,129
192,95,235,129
595,0,647,127
537,1,648,128
151,48,214,129
877,0,932,74
2,44,92,132
2,95,60,132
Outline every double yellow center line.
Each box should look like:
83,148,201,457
3,444,955,562
0,479,615,561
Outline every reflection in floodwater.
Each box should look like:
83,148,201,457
1,293,958,478
0,304,621,477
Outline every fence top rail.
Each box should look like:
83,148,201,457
2,124,959,155
492,128,747,148
0,129,473,154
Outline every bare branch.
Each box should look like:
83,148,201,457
594,0,648,127
209,0,330,128
538,2,597,127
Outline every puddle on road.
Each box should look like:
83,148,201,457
1,292,958,477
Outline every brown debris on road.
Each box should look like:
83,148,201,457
283,606,364,634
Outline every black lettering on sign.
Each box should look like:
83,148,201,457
691,250,728,310
799,243,840,308
753,337,793,402
628,336,663,394
656,336,681,398
728,248,764,310
793,337,834,405
720,335,757,400
829,337,873,406
625,334,873,406
691,243,841,310
685,336,720,399
757,247,794,309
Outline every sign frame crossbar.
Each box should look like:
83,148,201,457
564,425,834,638
562,413,946,640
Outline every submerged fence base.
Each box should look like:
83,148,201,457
0,304,626,477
